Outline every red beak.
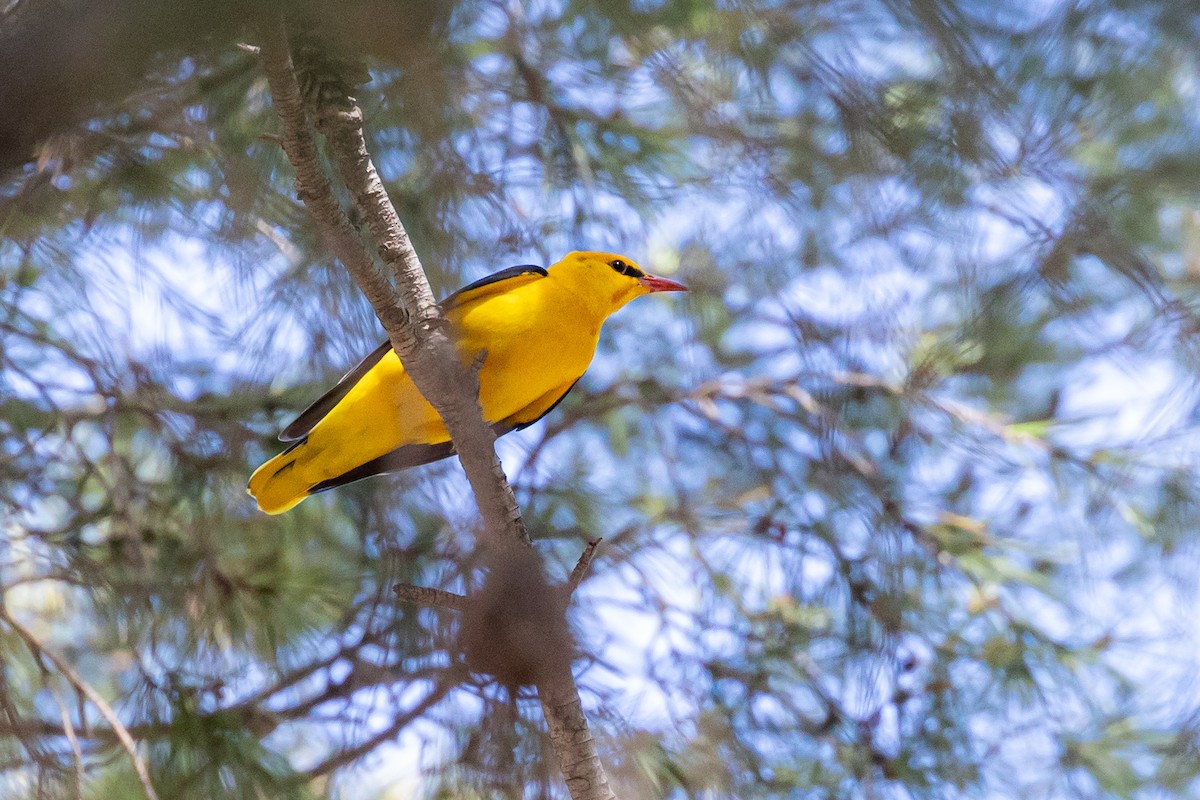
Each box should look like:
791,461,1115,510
638,274,688,293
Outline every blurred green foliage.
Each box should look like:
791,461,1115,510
5,0,1200,798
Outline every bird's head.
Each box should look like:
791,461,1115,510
553,251,687,317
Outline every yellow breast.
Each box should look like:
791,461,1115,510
453,273,601,423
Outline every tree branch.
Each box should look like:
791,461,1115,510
565,539,602,596
392,583,470,611
260,19,615,799
538,673,615,800
0,608,160,800
261,20,526,548
304,677,457,778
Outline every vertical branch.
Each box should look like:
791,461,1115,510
539,673,616,800
261,20,526,548
260,18,616,800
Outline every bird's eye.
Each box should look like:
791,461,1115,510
608,259,644,278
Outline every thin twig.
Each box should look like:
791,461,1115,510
0,610,161,800
565,540,602,596
305,677,457,778
0,664,56,781
49,687,84,800
392,584,470,612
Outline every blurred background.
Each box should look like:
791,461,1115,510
4,0,1200,797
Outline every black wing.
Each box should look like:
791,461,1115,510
304,381,576,494
279,264,548,443
440,264,547,310
500,378,580,433
279,340,392,441
308,440,458,494
306,381,580,494
305,415,527,495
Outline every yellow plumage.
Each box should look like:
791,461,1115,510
248,251,686,514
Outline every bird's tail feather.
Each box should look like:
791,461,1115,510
247,441,311,515
248,435,463,514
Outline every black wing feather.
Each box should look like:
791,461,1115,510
279,340,393,441
278,265,548,442
307,381,579,494
307,416,528,494
501,378,580,433
440,264,546,309
309,441,458,494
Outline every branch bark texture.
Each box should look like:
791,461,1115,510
261,21,525,548
260,20,615,800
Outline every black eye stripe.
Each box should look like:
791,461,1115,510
608,259,645,278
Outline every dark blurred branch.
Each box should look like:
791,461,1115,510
0,54,257,230
260,18,616,800
0,1,451,177
0,0,252,174
0,648,441,747
0,716,162,742
393,583,470,611
305,675,458,778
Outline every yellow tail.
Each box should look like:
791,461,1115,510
247,446,310,515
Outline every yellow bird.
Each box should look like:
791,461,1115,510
248,251,686,514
